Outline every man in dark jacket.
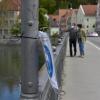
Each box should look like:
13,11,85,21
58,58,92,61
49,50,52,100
68,26,78,57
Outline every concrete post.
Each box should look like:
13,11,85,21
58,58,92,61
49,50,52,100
20,0,39,100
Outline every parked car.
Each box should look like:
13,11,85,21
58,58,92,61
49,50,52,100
87,32,99,37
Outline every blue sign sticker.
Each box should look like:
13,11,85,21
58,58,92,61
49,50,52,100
44,45,53,77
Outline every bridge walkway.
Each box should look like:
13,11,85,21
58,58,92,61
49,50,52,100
61,41,100,100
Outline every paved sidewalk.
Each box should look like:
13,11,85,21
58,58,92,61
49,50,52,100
61,41,100,100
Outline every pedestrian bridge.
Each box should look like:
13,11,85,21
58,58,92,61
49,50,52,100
39,34,100,100
61,38,100,100
0,33,100,100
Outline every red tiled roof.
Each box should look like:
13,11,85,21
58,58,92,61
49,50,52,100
49,8,73,23
82,5,96,16
0,0,21,11
59,9,73,20
59,9,67,19
66,9,73,16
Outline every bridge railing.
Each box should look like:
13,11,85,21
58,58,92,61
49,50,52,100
39,33,68,100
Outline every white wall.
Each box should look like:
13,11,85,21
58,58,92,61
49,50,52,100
76,5,96,34
77,6,85,25
84,16,96,33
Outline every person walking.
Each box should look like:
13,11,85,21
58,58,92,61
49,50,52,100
68,25,78,57
77,24,86,57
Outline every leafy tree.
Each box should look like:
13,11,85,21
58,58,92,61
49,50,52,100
10,8,49,34
10,22,21,36
10,7,49,36
55,0,97,9
39,8,49,30
40,0,56,14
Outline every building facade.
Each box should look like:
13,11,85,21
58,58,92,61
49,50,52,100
0,0,20,38
71,9,78,26
96,0,100,35
77,5,96,34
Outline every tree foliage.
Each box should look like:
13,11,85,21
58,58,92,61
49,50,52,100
40,0,97,13
39,8,49,30
40,0,56,14
10,23,21,36
10,8,49,34
59,0,97,9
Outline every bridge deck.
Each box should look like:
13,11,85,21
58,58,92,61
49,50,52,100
61,41,100,100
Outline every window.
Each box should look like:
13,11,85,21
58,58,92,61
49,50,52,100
9,11,14,17
4,29,8,35
2,12,8,16
0,12,2,17
87,25,89,28
0,29,2,35
4,20,8,27
93,24,95,28
10,20,14,26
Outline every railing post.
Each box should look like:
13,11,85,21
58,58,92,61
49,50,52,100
20,0,39,100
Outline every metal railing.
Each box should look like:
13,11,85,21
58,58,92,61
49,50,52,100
39,33,68,100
